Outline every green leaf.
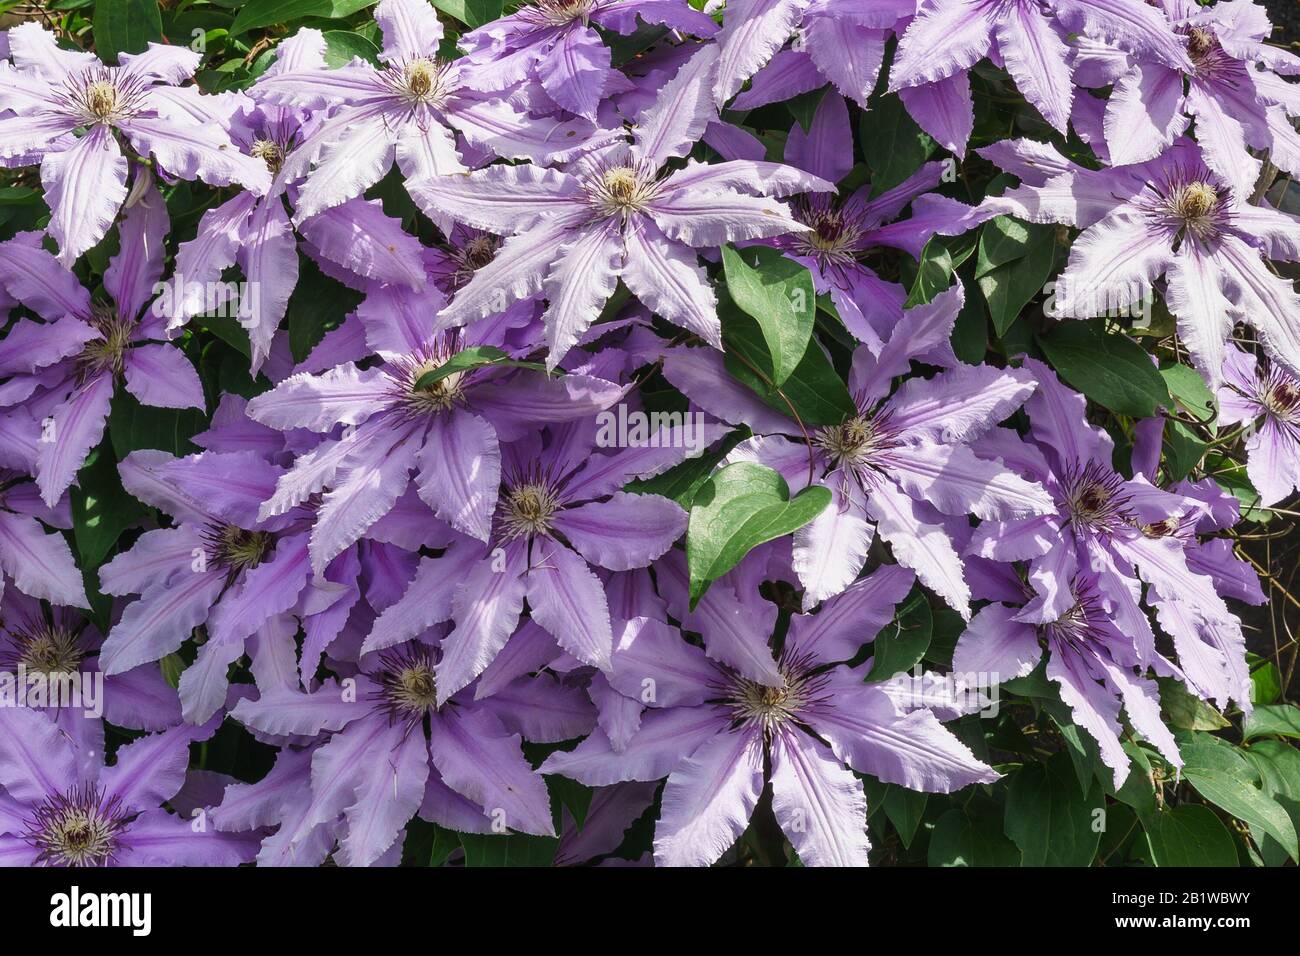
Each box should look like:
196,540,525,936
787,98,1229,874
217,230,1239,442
1004,752,1105,865
686,462,830,607
721,246,815,387
1177,731,1299,861
411,345,546,391
1159,361,1217,424
428,824,460,867
1143,804,1238,867
285,254,363,363
71,445,147,568
231,0,373,35
975,216,1037,277
1243,739,1300,800
624,431,741,508
866,589,931,681
457,832,559,866
1242,704,1300,742
1037,322,1171,417
928,809,1021,866
977,219,1057,336
881,785,928,849
721,291,856,427
905,233,975,308
108,391,206,459
860,94,935,195
430,0,504,27
94,0,163,60
1159,677,1230,732
1248,653,1283,705
321,29,381,67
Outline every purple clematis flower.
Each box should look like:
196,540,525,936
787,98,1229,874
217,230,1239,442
953,571,1182,787
1084,0,1300,194
0,23,270,263
97,449,316,723
1217,346,1300,507
981,137,1300,386
717,0,912,109
541,564,997,867
0,708,257,865
766,95,991,348
888,0,1192,139
246,280,624,567
968,358,1252,715
0,469,86,607
253,0,603,224
362,417,723,701
458,0,719,120
411,44,832,366
0,184,204,507
159,28,428,372
667,286,1055,612
221,633,593,866
0,589,183,734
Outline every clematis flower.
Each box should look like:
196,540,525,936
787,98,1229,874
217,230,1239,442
253,0,604,224
96,449,316,723
888,0,1192,139
1086,0,1300,195
541,565,997,867
764,93,991,348
411,44,832,366
0,23,270,263
458,0,719,120
1216,346,1300,507
363,417,723,702
981,137,1300,386
246,281,624,568
0,708,257,865
968,358,1252,713
0,589,183,734
666,286,1055,611
0,184,204,507
953,573,1182,787
716,0,911,109
160,28,428,372
0,470,86,608
222,634,593,866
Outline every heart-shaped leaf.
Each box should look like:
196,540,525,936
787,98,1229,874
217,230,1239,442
722,245,814,388
686,462,830,606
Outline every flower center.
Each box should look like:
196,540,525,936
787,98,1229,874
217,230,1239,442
1262,376,1300,422
1061,461,1134,533
375,647,440,722
407,359,465,412
77,307,134,378
590,166,655,218
1173,181,1219,223
531,0,597,24
26,785,128,867
815,413,887,470
451,234,501,289
500,482,561,540
402,58,450,105
792,199,863,266
206,524,273,575
86,80,118,119
1141,517,1181,539
250,138,286,174
11,624,85,675
723,654,826,738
